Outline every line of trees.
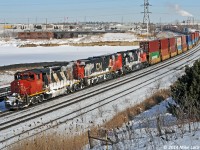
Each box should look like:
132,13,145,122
168,60,200,121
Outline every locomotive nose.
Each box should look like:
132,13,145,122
11,80,30,95
11,81,20,93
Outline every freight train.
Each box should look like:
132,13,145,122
5,31,200,109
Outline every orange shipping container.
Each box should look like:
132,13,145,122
182,35,187,45
160,39,170,60
169,38,177,57
140,40,160,53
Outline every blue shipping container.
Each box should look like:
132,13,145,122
192,39,195,45
186,35,192,46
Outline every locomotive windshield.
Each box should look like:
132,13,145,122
15,73,34,80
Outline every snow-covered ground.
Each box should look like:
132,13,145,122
79,33,138,43
0,33,200,149
156,31,183,39
0,45,137,67
0,59,179,149
88,98,200,150
0,45,137,87
0,33,139,68
1,43,200,149
0,33,138,47
0,72,13,87
0,33,139,86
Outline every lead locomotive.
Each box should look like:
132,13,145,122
5,48,147,109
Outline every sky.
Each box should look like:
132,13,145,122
0,0,199,24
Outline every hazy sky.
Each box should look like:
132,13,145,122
0,0,199,23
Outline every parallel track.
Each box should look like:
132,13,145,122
1,44,199,125
1,44,200,149
0,43,199,118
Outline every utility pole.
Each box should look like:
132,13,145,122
141,0,151,38
28,18,29,29
46,18,47,31
4,18,5,38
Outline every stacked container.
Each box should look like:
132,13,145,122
140,40,161,65
186,34,192,50
176,36,182,54
159,39,170,61
195,31,199,44
191,33,195,46
169,38,177,57
182,35,187,52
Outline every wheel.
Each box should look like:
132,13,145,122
92,79,97,85
30,97,37,105
38,95,44,103
70,85,75,93
74,84,79,91
80,83,84,89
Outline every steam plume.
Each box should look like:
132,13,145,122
169,4,193,17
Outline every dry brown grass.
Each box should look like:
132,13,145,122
11,132,88,150
19,41,139,47
104,89,171,129
70,41,139,46
11,89,170,150
20,43,60,47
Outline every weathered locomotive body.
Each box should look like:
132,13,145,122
5,49,147,109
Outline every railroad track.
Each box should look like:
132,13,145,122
0,86,10,101
1,44,200,125
1,44,199,120
0,43,199,119
1,45,200,149
0,111,14,118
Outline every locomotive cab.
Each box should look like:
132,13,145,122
5,70,44,109
11,71,43,96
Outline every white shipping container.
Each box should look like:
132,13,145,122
176,37,182,46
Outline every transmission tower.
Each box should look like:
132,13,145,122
141,0,151,36
141,0,151,24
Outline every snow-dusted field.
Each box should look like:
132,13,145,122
89,98,200,150
1,33,200,149
80,33,138,43
0,44,138,86
0,45,137,67
0,33,138,47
